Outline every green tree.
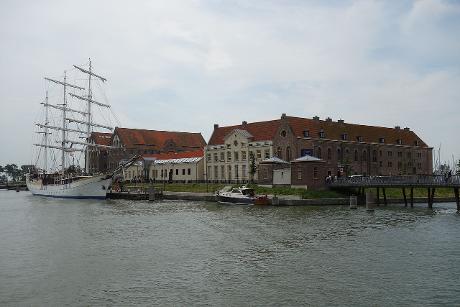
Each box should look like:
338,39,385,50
4,164,20,182
249,152,257,183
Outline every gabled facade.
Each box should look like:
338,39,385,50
206,114,433,184
108,127,206,171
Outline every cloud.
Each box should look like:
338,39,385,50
0,0,459,166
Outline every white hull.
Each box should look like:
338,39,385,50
27,174,112,199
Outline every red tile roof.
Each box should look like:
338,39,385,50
208,119,282,145
90,132,112,146
208,116,429,147
143,149,203,160
114,127,206,150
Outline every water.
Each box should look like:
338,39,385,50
1,191,460,306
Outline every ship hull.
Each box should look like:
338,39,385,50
27,174,112,199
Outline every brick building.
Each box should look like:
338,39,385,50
206,114,432,183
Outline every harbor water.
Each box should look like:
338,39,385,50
1,191,460,306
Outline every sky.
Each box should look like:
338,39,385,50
0,0,459,167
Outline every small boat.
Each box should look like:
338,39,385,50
216,186,269,205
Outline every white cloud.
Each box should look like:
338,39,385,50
0,0,459,166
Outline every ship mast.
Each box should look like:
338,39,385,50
44,91,49,173
43,74,85,175
73,58,108,174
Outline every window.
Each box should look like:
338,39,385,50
354,150,358,162
313,167,318,179
303,130,309,137
319,130,325,138
277,147,282,159
362,150,367,161
337,148,341,160
397,151,402,158
228,165,232,180
214,166,218,179
414,140,419,146
264,150,270,159
407,152,412,159
256,150,262,159
242,165,247,177
372,150,377,162
379,161,383,167
182,169,185,175
387,151,393,157
357,136,363,142
327,148,331,160
379,150,382,157
188,168,191,175
317,147,322,159
214,153,218,162
388,161,393,167
281,130,287,137
397,139,402,145
286,147,291,161
234,151,239,161
341,133,348,141
242,151,247,161
398,161,402,169
227,151,231,162
206,154,211,162
221,166,225,180
379,137,385,144
297,169,302,180
176,169,178,175
220,152,225,161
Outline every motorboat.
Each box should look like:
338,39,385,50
216,186,269,205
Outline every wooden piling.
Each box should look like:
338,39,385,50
410,187,414,208
383,188,387,206
376,187,380,206
402,188,407,207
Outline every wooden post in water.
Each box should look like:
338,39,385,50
410,187,414,208
402,188,407,207
454,188,459,211
383,188,387,206
376,187,380,206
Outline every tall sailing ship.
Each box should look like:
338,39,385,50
27,59,115,199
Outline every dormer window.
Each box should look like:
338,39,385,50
319,129,325,138
341,133,348,141
379,137,385,144
396,139,402,145
414,140,419,146
303,130,309,137
357,136,363,142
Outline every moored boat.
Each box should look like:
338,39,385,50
216,186,269,205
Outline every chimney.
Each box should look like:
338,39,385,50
313,115,319,120
242,121,247,125
395,126,400,130
338,119,344,124
213,124,219,130
326,117,332,122
281,113,286,119
403,127,410,131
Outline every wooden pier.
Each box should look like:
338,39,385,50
329,175,460,210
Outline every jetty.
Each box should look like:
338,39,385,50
329,175,460,210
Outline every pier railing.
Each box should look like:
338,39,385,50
329,175,460,188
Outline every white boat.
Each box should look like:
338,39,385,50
216,186,269,205
27,59,117,199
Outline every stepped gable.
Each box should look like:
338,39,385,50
114,127,206,150
90,132,112,146
144,149,204,160
208,119,282,145
286,116,428,147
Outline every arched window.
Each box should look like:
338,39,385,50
286,147,291,161
372,150,377,162
354,150,358,161
337,148,341,160
317,147,322,159
327,148,331,160
277,147,282,159
362,150,367,161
